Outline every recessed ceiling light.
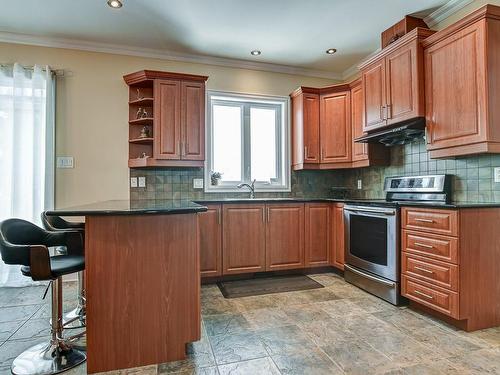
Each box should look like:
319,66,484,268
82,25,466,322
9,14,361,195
326,48,337,55
107,0,123,8
250,50,261,56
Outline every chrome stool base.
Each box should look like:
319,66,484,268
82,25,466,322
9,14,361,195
11,341,86,375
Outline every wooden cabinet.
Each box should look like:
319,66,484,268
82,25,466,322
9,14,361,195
331,204,345,270
124,70,208,168
198,204,222,277
423,6,500,158
291,90,320,168
155,79,181,160
401,206,500,331
350,80,390,168
222,204,266,275
359,28,433,133
320,90,351,164
265,203,305,271
305,203,330,267
181,81,205,161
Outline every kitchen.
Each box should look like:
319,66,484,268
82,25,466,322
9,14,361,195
1,1,500,374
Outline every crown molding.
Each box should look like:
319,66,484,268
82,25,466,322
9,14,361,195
341,47,381,81
0,31,342,81
424,0,474,28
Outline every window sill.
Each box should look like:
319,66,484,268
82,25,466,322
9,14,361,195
204,186,291,194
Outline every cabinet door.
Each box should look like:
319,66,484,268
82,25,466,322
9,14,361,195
351,83,368,162
362,59,387,132
320,90,351,163
222,204,266,275
385,40,422,125
199,204,222,277
303,93,320,163
425,21,486,152
331,204,345,270
265,203,305,271
154,79,181,159
305,203,330,267
181,81,205,161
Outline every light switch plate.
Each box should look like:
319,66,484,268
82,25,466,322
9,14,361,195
193,178,204,189
494,167,500,183
56,156,74,169
130,177,138,188
138,177,146,188
357,179,362,189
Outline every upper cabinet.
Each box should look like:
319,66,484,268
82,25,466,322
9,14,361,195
124,70,208,168
320,88,352,164
350,79,390,168
423,5,500,158
291,88,320,167
359,28,435,133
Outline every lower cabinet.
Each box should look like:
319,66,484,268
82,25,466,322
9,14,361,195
266,203,305,271
331,204,345,270
201,202,345,277
222,204,266,275
198,204,222,277
305,203,330,267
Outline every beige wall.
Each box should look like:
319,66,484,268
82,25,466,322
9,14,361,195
0,43,337,208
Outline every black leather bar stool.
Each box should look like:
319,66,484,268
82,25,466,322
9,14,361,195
0,218,86,375
41,212,86,326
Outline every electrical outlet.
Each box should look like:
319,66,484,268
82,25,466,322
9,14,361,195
56,156,74,168
193,178,204,189
494,167,500,183
138,177,146,188
357,179,362,189
130,177,138,188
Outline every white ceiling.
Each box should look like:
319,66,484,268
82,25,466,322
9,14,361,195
0,0,450,78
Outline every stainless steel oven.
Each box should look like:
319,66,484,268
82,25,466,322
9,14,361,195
342,174,452,305
343,205,401,304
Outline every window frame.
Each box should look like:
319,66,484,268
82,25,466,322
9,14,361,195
205,90,290,193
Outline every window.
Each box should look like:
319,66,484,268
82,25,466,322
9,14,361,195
206,91,290,192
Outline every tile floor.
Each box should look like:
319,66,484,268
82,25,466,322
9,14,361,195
1,273,500,374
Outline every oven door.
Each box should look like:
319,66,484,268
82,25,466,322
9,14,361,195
344,205,399,281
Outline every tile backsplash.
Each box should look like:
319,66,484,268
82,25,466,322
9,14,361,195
130,138,500,203
343,138,500,203
130,168,346,201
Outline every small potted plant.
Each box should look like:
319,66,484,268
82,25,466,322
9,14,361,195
210,171,222,186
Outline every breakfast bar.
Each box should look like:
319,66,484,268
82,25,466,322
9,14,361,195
45,200,207,374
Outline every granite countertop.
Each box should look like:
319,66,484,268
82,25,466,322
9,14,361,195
45,200,207,216
45,198,500,216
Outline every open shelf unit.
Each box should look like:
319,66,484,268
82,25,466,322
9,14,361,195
127,78,154,165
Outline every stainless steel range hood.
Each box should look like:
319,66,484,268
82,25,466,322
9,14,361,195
354,117,426,146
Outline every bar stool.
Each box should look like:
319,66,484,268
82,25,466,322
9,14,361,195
0,218,86,375
41,212,86,326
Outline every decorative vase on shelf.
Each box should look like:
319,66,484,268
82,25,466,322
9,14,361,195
210,171,222,186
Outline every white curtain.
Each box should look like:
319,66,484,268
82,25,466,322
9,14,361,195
0,63,55,287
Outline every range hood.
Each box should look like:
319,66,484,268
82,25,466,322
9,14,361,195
355,117,426,146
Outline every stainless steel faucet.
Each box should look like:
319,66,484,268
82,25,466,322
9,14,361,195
237,179,256,199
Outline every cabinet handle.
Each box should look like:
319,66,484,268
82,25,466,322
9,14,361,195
414,266,434,274
178,141,182,156
185,141,189,155
414,290,434,300
217,208,221,225
386,104,392,119
262,208,265,223
267,207,270,223
414,242,434,249
380,105,385,120
321,148,324,161
181,142,185,156
415,218,434,223
304,146,308,159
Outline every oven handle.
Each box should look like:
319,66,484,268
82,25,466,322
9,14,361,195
344,264,396,287
344,206,396,216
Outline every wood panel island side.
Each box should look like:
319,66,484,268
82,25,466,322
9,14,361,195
46,200,207,374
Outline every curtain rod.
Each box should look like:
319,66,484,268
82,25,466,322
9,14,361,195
0,63,64,77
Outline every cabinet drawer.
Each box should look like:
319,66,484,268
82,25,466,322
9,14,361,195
402,207,458,236
402,275,459,319
402,229,458,264
402,252,458,291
